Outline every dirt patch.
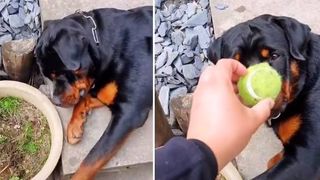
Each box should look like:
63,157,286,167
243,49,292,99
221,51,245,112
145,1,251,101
0,97,51,180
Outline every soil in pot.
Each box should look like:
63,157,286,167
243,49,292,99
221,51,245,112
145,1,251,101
0,96,51,180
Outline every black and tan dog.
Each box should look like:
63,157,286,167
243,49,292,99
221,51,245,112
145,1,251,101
209,15,320,179
35,6,152,179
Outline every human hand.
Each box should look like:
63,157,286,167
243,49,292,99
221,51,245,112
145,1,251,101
187,59,274,171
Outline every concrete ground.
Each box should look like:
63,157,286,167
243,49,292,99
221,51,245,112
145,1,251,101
94,163,152,180
38,0,152,179
210,0,320,37
56,107,153,176
39,0,151,22
210,0,320,179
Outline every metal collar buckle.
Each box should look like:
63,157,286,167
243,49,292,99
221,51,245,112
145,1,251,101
75,9,100,45
267,112,281,127
271,113,281,120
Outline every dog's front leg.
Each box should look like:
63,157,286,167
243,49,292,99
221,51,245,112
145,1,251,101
71,102,150,180
67,81,118,144
67,95,104,144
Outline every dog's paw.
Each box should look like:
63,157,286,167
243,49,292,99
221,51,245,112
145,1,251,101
67,120,84,144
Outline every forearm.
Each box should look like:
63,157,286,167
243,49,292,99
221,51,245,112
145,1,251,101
155,137,218,180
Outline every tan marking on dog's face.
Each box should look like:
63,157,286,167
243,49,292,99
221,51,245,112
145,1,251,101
60,77,94,106
272,80,292,117
234,53,241,61
290,61,300,79
260,48,270,58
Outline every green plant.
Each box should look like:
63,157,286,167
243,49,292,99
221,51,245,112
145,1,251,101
24,122,33,137
23,141,38,154
9,176,21,180
0,134,7,144
0,96,21,117
21,122,38,154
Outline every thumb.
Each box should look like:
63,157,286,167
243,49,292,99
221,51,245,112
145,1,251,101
251,99,275,126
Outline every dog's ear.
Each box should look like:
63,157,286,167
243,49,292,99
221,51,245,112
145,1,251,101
52,33,91,71
43,20,59,30
35,23,92,71
273,17,311,61
35,21,61,61
208,37,222,64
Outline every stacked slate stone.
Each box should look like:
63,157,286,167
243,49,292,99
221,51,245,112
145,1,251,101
0,0,41,68
155,0,214,115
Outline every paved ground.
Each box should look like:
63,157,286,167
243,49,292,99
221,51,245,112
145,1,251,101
210,0,320,179
39,0,151,22
235,125,282,179
56,107,153,176
94,163,152,180
210,0,320,37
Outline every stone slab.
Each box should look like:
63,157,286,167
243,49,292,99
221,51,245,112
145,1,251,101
210,0,320,37
56,106,153,175
39,0,152,22
60,163,152,180
95,163,152,180
235,124,282,179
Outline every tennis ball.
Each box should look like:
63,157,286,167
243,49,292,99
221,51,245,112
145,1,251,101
237,62,282,107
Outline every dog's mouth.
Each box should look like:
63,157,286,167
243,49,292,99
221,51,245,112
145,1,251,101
271,97,287,119
270,79,293,120
60,78,94,107
44,77,94,107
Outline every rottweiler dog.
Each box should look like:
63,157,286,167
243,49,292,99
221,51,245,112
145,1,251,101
35,6,152,179
208,15,320,179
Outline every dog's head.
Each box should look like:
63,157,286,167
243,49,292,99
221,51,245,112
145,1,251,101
208,15,311,116
35,19,97,107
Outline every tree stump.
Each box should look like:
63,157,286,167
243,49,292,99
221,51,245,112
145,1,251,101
2,38,36,83
171,94,193,134
155,93,173,147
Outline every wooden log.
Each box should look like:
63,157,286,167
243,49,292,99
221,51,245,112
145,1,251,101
171,94,193,134
2,38,36,83
155,93,173,147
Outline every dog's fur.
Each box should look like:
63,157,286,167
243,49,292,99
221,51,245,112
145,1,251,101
35,6,152,179
209,15,320,179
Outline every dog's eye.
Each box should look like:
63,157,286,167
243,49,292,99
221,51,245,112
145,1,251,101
271,53,280,60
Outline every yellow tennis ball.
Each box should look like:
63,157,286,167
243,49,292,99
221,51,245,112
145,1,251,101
237,62,282,107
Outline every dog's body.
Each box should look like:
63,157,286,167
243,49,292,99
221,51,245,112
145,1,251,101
35,6,152,179
209,15,320,179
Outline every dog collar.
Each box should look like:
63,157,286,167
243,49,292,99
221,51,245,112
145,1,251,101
75,10,100,45
267,112,281,126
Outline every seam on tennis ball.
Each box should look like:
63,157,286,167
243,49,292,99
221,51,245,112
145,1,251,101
246,68,262,100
